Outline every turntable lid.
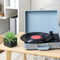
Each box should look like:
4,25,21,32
25,10,59,34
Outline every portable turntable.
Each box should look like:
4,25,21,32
20,10,60,50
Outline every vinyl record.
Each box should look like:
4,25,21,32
20,32,53,43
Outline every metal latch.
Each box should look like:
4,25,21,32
37,46,49,50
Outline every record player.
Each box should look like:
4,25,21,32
20,10,60,50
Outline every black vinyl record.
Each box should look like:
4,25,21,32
20,32,55,43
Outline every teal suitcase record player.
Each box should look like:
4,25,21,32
20,10,60,50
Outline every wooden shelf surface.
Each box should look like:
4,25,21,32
0,32,60,58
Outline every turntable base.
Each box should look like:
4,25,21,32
21,31,60,50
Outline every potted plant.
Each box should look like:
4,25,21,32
3,32,17,47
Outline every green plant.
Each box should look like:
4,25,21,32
3,32,17,43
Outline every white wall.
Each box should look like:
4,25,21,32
31,0,60,9
0,19,9,34
19,0,30,32
31,0,52,10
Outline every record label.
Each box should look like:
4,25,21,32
31,35,41,39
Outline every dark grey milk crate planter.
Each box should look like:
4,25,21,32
4,38,17,47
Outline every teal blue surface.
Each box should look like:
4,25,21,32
25,10,59,34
